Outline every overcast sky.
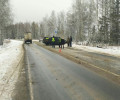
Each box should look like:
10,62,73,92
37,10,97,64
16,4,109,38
10,0,73,23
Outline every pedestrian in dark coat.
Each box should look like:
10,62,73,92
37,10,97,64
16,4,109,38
67,36,70,47
59,37,62,48
69,36,72,47
61,39,65,49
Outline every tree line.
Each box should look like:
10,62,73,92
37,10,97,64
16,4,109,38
0,0,12,44
4,0,120,45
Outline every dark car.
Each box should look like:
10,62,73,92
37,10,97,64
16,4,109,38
43,37,66,46
43,37,51,45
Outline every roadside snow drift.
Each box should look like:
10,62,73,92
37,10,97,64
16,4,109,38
72,43,120,57
0,40,23,100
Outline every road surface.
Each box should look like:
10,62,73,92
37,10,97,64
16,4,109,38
24,43,120,100
63,47,120,75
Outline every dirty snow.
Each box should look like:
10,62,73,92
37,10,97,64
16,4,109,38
0,40,23,100
73,43,120,57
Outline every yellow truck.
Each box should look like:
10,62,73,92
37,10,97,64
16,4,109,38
24,32,32,44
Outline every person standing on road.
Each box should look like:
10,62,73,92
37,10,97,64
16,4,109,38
70,36,72,47
59,37,61,48
52,36,55,48
67,36,70,47
61,39,65,49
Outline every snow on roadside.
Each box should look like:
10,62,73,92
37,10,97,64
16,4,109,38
33,39,39,42
0,40,23,99
72,43,120,57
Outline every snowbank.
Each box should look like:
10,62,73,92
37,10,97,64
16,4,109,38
72,43,120,57
0,40,23,99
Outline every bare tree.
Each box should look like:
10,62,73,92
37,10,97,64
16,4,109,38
57,11,66,38
31,22,39,39
47,11,57,36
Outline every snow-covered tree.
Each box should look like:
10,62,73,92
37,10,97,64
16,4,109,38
31,22,39,39
57,11,66,38
47,11,57,36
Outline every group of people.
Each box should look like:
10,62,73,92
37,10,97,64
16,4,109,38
51,36,72,48
67,36,72,47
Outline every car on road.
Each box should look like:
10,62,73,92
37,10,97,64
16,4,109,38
43,37,66,46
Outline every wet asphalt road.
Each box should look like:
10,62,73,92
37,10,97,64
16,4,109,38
25,43,120,100
63,48,120,75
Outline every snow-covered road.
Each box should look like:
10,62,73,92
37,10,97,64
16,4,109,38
0,40,23,100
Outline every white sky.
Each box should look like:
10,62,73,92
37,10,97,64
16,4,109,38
10,0,73,23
